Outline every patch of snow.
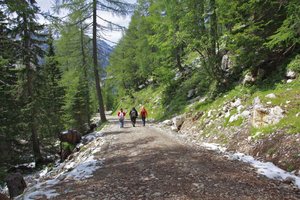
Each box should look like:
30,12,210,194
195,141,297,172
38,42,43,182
16,133,106,200
23,189,59,199
81,131,104,144
202,143,300,189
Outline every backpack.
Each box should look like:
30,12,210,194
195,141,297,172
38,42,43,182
119,112,124,120
131,110,137,118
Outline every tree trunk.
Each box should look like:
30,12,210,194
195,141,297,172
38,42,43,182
80,24,91,125
93,0,107,122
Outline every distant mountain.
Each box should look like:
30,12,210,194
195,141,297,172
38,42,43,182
97,40,114,77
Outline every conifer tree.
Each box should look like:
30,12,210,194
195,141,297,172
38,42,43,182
7,0,46,164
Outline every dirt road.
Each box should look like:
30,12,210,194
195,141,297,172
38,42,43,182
53,117,300,200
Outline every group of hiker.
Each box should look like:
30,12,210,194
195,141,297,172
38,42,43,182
117,106,148,128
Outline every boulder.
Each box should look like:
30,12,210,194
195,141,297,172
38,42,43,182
252,106,284,128
5,173,27,198
172,115,185,130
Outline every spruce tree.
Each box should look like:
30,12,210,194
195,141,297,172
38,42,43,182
7,0,46,164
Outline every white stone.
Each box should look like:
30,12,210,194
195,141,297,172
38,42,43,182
229,114,240,123
207,110,213,118
265,93,276,99
171,126,178,132
286,70,296,79
243,73,255,84
231,98,242,108
172,115,185,129
266,101,272,105
237,105,244,113
287,79,293,83
296,113,300,117
253,97,261,106
162,120,173,126
286,100,291,104
225,111,231,118
241,110,251,118
187,89,195,98
199,97,207,103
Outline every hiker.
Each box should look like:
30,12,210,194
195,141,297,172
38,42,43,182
117,108,126,128
140,106,148,126
129,107,138,127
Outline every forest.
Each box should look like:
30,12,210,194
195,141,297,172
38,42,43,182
1,0,300,188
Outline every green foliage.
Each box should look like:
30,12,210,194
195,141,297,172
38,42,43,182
61,142,75,151
287,55,300,73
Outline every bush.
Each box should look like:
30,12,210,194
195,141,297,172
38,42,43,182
287,55,300,73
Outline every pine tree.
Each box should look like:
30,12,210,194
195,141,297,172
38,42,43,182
7,0,46,164
39,32,65,138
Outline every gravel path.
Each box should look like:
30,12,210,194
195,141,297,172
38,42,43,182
52,117,300,200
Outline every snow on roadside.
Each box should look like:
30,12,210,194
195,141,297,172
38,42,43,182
202,143,300,189
16,131,105,200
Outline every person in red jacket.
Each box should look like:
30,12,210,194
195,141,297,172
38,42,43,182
117,108,126,128
140,106,148,126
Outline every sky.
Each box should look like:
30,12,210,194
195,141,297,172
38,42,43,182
35,0,137,45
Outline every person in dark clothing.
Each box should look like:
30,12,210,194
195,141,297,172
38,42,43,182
129,107,138,127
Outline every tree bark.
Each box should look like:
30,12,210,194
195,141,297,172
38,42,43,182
93,0,107,122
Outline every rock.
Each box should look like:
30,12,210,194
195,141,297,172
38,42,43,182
252,106,284,128
243,73,255,84
6,173,27,198
231,98,241,108
237,105,244,113
229,114,240,123
199,97,207,103
241,110,251,118
287,79,293,83
162,120,173,126
286,70,296,79
225,111,231,118
265,93,276,99
296,113,300,117
253,97,261,106
172,115,185,130
283,176,295,184
221,54,233,72
138,84,145,89
192,111,204,121
187,89,196,99
171,126,178,132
